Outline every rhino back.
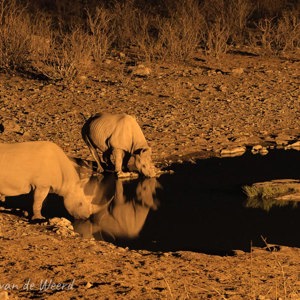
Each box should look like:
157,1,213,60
0,141,79,197
89,113,148,153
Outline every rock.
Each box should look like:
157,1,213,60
0,291,9,300
231,68,244,75
22,131,31,139
104,59,112,64
49,217,72,227
220,146,246,157
259,147,268,155
119,52,126,59
251,145,263,154
77,75,88,82
131,65,151,77
48,217,76,237
2,120,21,133
219,85,227,92
285,141,300,150
275,134,295,146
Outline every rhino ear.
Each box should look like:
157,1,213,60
134,147,151,155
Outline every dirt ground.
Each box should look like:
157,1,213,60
0,50,300,299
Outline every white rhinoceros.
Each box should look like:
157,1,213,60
0,141,92,220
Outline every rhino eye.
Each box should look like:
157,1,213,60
142,164,146,168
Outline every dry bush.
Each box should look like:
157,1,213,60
205,17,230,57
275,9,300,51
110,0,139,49
108,0,204,62
157,0,204,61
255,0,291,17
256,18,276,52
29,12,52,59
202,0,254,54
33,29,93,81
86,6,113,65
128,12,162,61
226,0,254,44
251,8,300,53
0,0,32,71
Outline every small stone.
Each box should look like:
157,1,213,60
219,85,227,92
0,291,9,300
259,147,268,155
77,75,88,81
132,65,151,77
22,131,31,139
251,145,262,154
232,68,244,75
119,52,126,58
232,249,245,256
104,59,112,64
3,120,21,133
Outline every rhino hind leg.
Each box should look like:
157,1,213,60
122,152,132,172
32,186,50,220
82,130,104,173
102,150,114,171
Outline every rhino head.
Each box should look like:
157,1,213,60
134,147,157,178
64,184,92,220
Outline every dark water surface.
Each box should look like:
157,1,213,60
1,149,299,254
74,149,300,254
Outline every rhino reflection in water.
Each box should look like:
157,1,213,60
73,174,161,241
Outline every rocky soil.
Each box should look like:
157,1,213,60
0,51,300,299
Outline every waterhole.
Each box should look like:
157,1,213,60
74,149,300,255
1,149,299,255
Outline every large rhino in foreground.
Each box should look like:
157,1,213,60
0,141,92,220
81,112,157,178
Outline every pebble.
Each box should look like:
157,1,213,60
259,147,268,155
0,291,9,300
231,68,244,75
251,145,263,154
131,65,151,77
2,120,21,133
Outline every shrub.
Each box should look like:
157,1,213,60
86,6,113,65
0,0,32,71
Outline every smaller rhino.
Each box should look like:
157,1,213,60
81,112,157,178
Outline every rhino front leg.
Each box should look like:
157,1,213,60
32,186,49,220
113,148,139,178
112,148,125,175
